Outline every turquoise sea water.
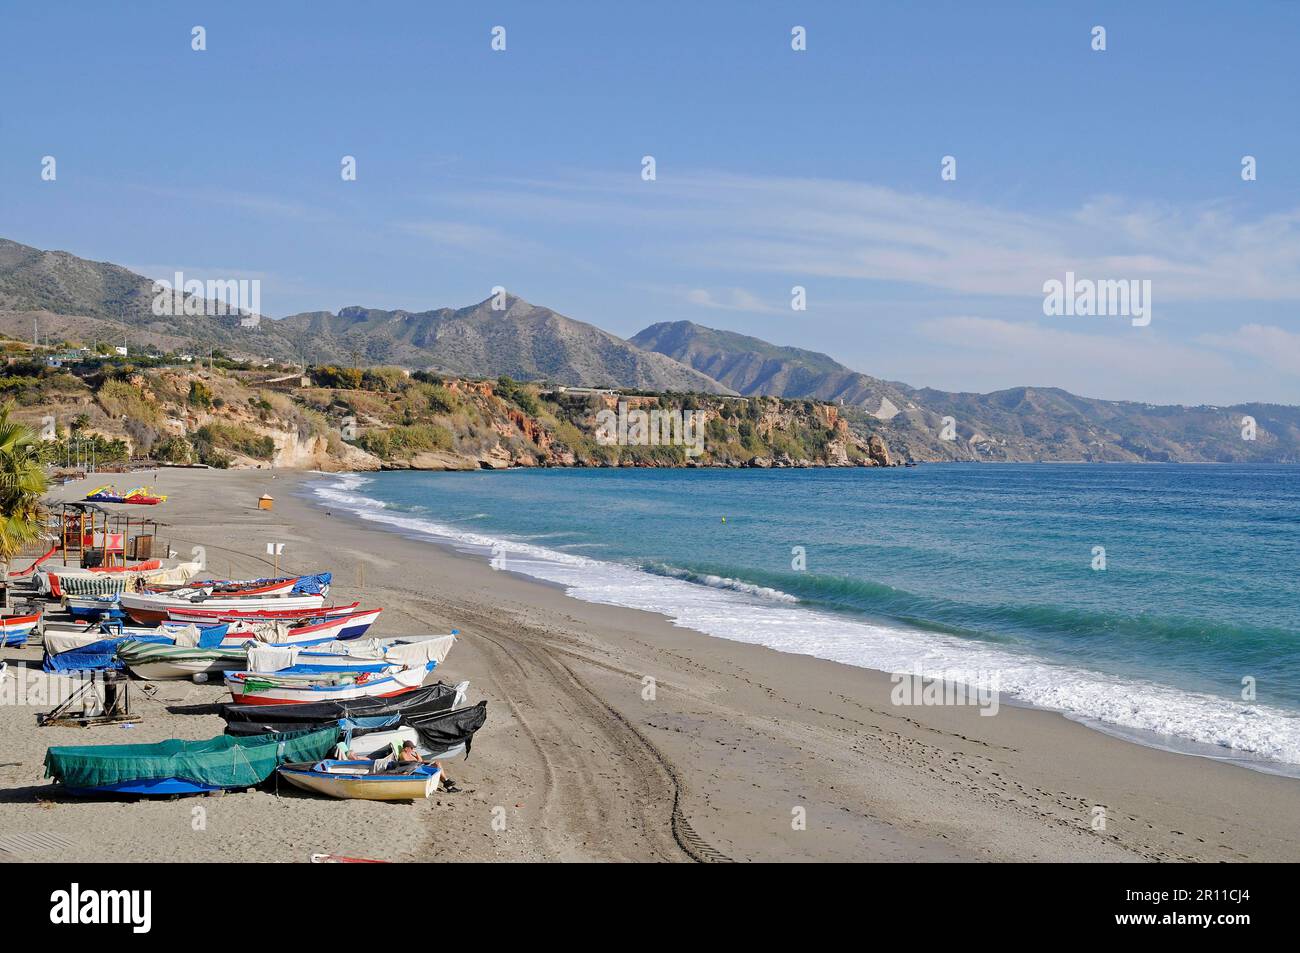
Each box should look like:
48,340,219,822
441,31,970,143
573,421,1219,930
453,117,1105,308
313,464,1300,767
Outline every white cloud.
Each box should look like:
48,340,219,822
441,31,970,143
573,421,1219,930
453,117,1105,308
684,287,781,314
442,172,1300,303
1198,323,1300,375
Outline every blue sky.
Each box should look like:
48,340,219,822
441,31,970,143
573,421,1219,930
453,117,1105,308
4,1,1299,404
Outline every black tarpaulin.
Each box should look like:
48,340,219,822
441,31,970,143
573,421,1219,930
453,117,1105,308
221,682,460,735
408,701,488,759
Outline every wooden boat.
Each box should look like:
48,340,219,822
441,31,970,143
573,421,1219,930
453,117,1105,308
336,700,488,762
120,590,325,624
216,609,382,647
117,641,249,680
142,576,299,597
278,759,441,801
226,661,435,706
165,601,362,624
44,726,341,797
0,610,41,647
222,680,467,734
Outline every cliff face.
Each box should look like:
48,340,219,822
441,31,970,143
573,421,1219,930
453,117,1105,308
21,363,893,472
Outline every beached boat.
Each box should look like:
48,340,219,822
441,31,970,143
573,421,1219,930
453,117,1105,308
336,700,489,762
63,593,123,620
121,487,166,505
278,759,441,801
120,590,326,624
221,680,467,734
44,725,340,796
42,631,173,673
165,601,362,624
216,609,382,647
117,640,249,680
225,635,455,705
1,610,42,647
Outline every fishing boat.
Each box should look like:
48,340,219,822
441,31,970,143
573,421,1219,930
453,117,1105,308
336,700,489,762
42,631,173,673
278,759,440,801
165,601,362,624
221,680,467,735
215,609,382,647
0,609,42,647
225,635,455,705
44,725,340,797
120,589,326,624
122,487,167,505
63,593,123,620
116,640,250,680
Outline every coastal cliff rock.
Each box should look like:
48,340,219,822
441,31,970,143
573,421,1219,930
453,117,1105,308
22,363,897,472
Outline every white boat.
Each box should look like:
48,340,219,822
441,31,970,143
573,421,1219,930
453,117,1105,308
225,635,456,705
120,590,326,624
117,642,249,680
277,760,440,801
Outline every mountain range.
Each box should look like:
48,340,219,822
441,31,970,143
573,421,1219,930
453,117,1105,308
3,236,1298,463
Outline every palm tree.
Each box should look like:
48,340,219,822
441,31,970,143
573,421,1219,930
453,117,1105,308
0,404,50,608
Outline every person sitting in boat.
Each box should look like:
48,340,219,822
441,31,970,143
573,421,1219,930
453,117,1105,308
397,741,459,792
398,740,421,763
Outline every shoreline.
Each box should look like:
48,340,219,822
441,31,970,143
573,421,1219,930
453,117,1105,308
305,468,1300,782
4,467,1299,862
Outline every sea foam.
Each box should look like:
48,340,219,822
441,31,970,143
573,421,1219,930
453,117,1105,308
313,473,1300,769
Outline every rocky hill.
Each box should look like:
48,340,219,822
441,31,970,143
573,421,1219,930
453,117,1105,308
632,320,1300,463
6,237,1299,464
8,353,890,472
275,297,731,393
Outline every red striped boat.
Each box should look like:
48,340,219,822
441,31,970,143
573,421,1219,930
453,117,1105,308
165,601,362,624
0,610,41,647
218,609,382,647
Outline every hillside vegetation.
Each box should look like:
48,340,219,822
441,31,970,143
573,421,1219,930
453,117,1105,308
10,351,893,471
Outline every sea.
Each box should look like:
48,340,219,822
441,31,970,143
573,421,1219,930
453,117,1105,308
310,464,1300,773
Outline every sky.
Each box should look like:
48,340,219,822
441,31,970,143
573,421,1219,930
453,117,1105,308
3,1,1299,405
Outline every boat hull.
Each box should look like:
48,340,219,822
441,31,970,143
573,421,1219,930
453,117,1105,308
165,602,361,624
217,609,381,648
121,592,325,625
278,762,439,801
0,611,41,647
227,664,432,706
126,657,248,680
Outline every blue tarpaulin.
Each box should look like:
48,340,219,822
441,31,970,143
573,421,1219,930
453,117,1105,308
291,572,332,595
43,634,172,673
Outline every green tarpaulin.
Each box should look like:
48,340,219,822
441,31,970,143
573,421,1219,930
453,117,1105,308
116,640,245,665
44,726,340,790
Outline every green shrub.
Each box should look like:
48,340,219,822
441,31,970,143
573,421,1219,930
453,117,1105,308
194,422,277,460
354,423,453,459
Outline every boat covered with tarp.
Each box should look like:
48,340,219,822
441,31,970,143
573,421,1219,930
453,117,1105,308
116,640,250,679
44,725,341,796
42,631,173,673
337,700,489,762
222,680,467,735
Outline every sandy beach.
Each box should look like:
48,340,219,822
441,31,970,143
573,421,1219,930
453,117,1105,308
3,467,1299,863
